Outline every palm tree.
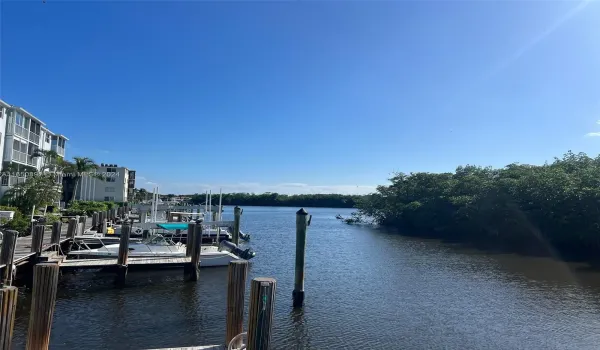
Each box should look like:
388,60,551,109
65,157,99,202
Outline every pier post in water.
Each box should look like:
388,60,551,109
66,218,77,239
30,225,45,256
233,206,242,245
293,208,311,308
184,224,202,282
186,223,196,257
226,260,249,347
0,230,18,286
79,216,86,235
26,263,59,350
0,286,18,349
247,277,277,350
115,223,131,286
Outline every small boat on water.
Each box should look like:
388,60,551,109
68,235,256,267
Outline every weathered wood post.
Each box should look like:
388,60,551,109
91,212,98,230
247,277,277,350
185,223,196,257
0,230,18,286
184,224,202,282
30,225,45,256
233,206,242,245
293,208,310,308
0,286,18,349
97,212,104,233
115,223,131,286
66,218,77,239
78,216,86,235
50,221,62,252
225,260,249,347
26,263,59,350
112,208,117,222
101,218,108,236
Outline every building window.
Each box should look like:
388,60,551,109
105,187,115,192
106,167,116,173
104,196,115,201
45,134,50,143
105,177,116,183
1,175,8,186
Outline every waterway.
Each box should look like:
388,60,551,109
11,206,600,349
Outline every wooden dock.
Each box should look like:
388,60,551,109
60,256,191,269
0,218,93,269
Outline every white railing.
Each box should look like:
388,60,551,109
56,146,65,156
12,150,27,164
14,125,27,139
29,131,40,145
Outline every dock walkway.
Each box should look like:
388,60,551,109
0,219,93,269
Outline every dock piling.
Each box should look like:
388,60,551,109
66,218,77,239
26,263,59,350
30,225,45,255
0,286,18,350
97,213,104,233
78,216,86,235
91,212,98,230
233,206,242,245
293,208,310,308
226,260,249,347
247,277,277,350
115,223,131,286
184,224,202,282
186,223,196,257
0,231,17,286
50,222,61,248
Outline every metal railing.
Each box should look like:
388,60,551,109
14,125,27,139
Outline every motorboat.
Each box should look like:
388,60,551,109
68,235,255,267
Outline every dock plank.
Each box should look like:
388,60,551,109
60,256,191,269
146,346,225,350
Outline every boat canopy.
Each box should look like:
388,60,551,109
156,223,189,230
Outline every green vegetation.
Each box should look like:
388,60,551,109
354,151,600,260
1,173,62,214
0,205,31,236
65,200,119,216
189,192,361,208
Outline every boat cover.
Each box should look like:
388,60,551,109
156,223,189,230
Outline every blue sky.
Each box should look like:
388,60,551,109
1,1,599,194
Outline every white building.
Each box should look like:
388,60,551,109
76,164,135,203
0,99,68,197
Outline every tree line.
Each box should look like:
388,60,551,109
354,151,600,261
188,192,361,208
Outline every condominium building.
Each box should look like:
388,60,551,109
75,164,135,202
0,99,68,197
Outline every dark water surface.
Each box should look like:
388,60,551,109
11,207,600,349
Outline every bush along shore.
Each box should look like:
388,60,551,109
353,151,600,263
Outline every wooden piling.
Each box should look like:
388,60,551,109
247,277,277,350
225,260,249,347
115,224,131,286
233,206,242,245
30,225,45,255
26,263,59,350
184,224,202,282
293,208,310,308
185,223,196,257
91,212,98,230
101,219,108,236
0,286,18,350
66,218,77,239
50,221,61,246
78,216,86,235
0,231,17,286
97,212,104,233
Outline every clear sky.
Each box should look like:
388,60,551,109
1,1,599,194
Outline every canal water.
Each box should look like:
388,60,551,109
10,206,600,349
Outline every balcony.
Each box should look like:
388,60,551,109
29,131,40,145
12,150,27,164
51,145,65,157
14,125,28,139
1,175,27,187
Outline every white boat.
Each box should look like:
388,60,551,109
68,235,254,267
